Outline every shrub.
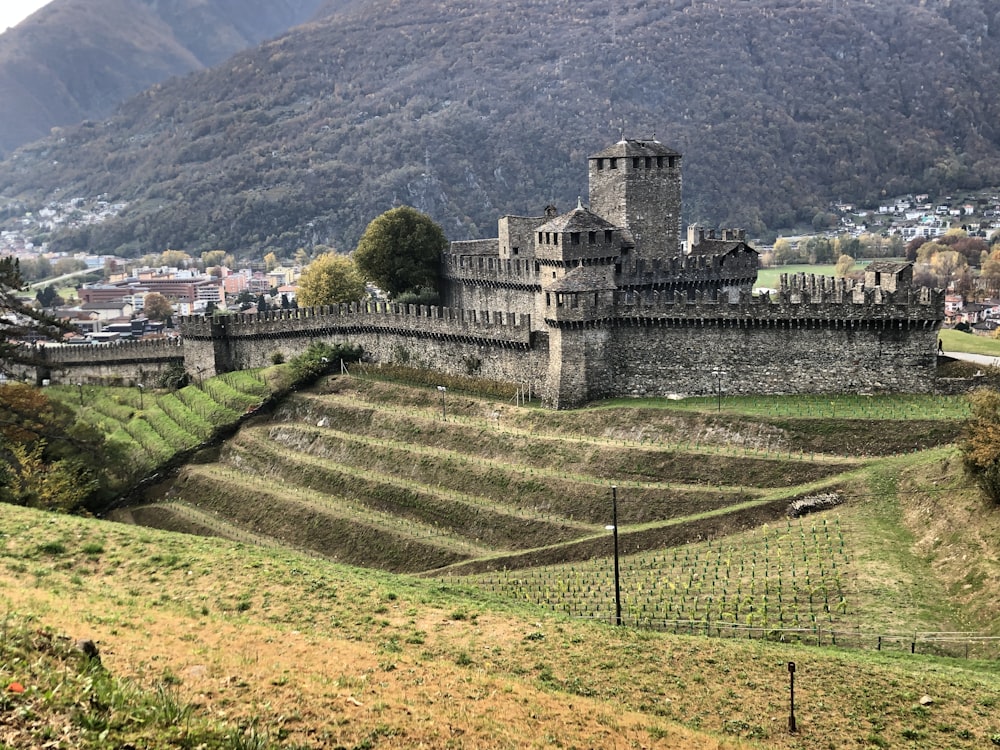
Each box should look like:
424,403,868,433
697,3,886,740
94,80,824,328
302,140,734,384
289,342,363,386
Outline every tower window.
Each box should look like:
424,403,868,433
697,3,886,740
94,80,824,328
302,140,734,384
537,231,543,243
632,157,640,169
645,157,652,168
668,156,677,168
605,230,613,242
609,158,618,169
588,231,596,244
596,158,604,170
656,156,663,168
512,247,519,256
570,232,580,245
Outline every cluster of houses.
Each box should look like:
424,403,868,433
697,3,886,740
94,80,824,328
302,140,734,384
53,264,301,344
837,191,1000,241
0,197,126,256
944,294,1000,336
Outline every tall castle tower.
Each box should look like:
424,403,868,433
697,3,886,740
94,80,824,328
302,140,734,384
588,138,682,271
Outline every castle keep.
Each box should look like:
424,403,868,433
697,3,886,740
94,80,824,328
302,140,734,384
35,138,944,407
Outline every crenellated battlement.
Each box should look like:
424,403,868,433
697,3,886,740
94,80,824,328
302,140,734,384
442,253,541,289
39,337,184,365
609,273,944,325
30,136,948,407
179,301,532,347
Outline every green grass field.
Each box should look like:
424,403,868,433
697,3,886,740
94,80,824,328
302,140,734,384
940,327,1000,356
46,368,278,487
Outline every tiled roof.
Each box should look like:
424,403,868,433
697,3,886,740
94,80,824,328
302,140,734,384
687,239,756,257
590,138,681,160
535,204,617,234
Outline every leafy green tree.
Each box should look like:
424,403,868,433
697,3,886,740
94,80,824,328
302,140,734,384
235,289,254,310
52,258,88,276
35,284,61,308
289,342,363,385
0,382,117,511
982,247,1000,291
297,253,366,307
160,249,192,268
201,250,226,269
804,236,835,263
772,238,801,265
18,256,52,282
353,206,447,297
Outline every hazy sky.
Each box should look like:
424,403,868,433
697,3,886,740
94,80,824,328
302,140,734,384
0,0,51,32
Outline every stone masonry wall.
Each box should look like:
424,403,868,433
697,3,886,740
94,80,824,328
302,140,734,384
608,319,937,399
440,254,542,329
31,338,184,386
179,303,548,396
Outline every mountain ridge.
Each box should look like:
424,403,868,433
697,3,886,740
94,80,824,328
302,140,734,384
2,0,999,257
0,0,331,154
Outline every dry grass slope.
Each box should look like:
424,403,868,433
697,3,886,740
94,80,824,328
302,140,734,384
3,497,1000,749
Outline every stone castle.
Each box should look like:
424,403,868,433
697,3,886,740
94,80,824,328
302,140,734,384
33,138,944,407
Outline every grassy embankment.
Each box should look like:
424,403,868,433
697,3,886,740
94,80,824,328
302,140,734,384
45,368,285,490
3,462,1000,749
19,369,1000,747
940,328,1000,357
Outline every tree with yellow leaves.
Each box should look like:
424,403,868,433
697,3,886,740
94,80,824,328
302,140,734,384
961,389,1000,504
296,253,366,307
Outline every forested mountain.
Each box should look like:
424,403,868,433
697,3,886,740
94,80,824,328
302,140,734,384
1,0,999,258
0,0,334,154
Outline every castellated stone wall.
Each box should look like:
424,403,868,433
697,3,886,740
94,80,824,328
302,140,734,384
180,302,549,396
441,252,542,328
608,319,936,399
31,338,184,386
592,283,942,403
31,274,942,410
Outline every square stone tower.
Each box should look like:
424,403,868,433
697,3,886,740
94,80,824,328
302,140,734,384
588,138,682,269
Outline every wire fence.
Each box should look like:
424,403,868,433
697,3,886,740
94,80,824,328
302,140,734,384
575,616,1000,660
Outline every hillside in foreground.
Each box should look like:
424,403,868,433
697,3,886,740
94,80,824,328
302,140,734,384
3,473,1000,749
9,374,1000,747
2,0,1000,256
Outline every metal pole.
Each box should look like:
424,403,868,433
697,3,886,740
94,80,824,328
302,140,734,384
437,385,447,421
612,485,622,626
788,662,797,733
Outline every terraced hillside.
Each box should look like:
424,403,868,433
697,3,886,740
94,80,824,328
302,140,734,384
125,376,964,578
